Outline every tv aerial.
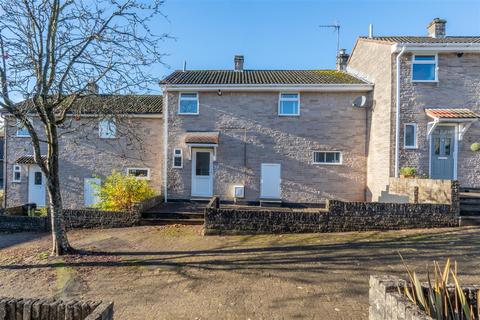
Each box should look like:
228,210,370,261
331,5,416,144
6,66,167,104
319,21,341,53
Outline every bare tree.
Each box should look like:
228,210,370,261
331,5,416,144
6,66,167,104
0,0,167,255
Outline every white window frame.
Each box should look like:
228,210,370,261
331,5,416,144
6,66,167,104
126,167,151,180
411,54,438,83
98,118,116,139
12,165,21,182
312,151,343,165
404,123,418,149
16,118,31,137
173,148,183,168
178,92,199,115
278,92,300,116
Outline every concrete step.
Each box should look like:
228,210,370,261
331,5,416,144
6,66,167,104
142,212,204,219
140,218,204,226
459,216,480,226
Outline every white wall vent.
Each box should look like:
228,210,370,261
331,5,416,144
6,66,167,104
233,185,245,198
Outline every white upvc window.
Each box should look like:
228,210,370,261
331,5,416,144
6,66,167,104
278,93,300,116
313,151,342,165
178,93,199,115
126,168,151,180
12,165,21,182
404,123,418,149
412,55,438,82
173,148,183,168
16,119,31,137
99,119,116,138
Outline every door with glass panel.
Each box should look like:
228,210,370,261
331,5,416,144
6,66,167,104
430,126,455,179
191,149,213,197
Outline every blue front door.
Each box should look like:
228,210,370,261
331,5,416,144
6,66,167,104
430,126,455,179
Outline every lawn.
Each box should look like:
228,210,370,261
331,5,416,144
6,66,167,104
1,226,480,319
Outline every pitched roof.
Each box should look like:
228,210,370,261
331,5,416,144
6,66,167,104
184,132,219,145
16,155,47,164
161,70,367,85
359,36,480,44
425,108,480,119
13,95,162,115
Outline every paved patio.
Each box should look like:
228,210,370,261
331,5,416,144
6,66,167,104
1,226,480,319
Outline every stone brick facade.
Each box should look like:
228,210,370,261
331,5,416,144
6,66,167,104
347,40,395,201
397,52,480,187
4,115,163,209
388,178,455,204
349,38,480,200
166,90,370,203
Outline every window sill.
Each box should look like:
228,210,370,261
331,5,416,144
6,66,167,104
178,113,199,116
278,114,300,117
16,135,31,138
411,80,438,83
99,136,117,139
404,146,418,150
313,162,343,166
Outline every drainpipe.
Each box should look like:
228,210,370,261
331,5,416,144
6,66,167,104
163,90,169,202
394,46,406,178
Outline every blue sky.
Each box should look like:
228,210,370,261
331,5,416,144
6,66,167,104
154,0,480,81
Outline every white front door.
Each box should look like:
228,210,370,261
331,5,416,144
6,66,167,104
28,165,46,207
260,163,281,199
84,178,101,207
191,149,213,197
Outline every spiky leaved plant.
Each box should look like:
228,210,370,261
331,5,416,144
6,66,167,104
399,254,478,320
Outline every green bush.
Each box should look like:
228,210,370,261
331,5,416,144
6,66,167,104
94,171,156,211
471,142,480,152
399,167,417,178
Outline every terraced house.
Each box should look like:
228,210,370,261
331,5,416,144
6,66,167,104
3,18,480,208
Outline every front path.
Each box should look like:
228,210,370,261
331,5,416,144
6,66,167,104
1,226,480,319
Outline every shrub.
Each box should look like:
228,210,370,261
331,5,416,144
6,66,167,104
399,167,417,178
400,254,477,319
95,171,156,211
471,142,480,152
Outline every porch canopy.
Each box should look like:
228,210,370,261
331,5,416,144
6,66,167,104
425,108,479,140
184,132,219,160
15,155,47,164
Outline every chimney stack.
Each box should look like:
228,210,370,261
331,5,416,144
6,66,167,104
336,49,349,71
234,55,244,71
86,81,99,94
427,18,447,38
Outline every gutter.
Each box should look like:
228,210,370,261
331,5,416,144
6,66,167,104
391,43,480,53
161,83,373,92
394,46,406,178
163,93,168,203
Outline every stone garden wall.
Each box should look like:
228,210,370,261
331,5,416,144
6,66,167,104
0,298,113,320
388,178,456,204
0,195,163,233
204,197,459,235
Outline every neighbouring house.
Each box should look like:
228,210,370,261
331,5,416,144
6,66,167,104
3,94,163,209
3,18,480,208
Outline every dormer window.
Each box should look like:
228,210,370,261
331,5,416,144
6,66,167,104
412,55,437,82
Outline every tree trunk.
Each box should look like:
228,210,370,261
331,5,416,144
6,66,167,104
45,124,73,256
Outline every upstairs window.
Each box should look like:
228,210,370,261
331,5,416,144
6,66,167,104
127,168,150,179
279,93,300,116
179,93,199,115
173,148,183,168
99,119,116,138
404,123,417,149
12,165,21,182
412,55,437,82
16,119,31,137
313,151,342,165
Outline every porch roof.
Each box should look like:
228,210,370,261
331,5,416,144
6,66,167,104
15,155,46,164
184,132,219,145
425,108,480,120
